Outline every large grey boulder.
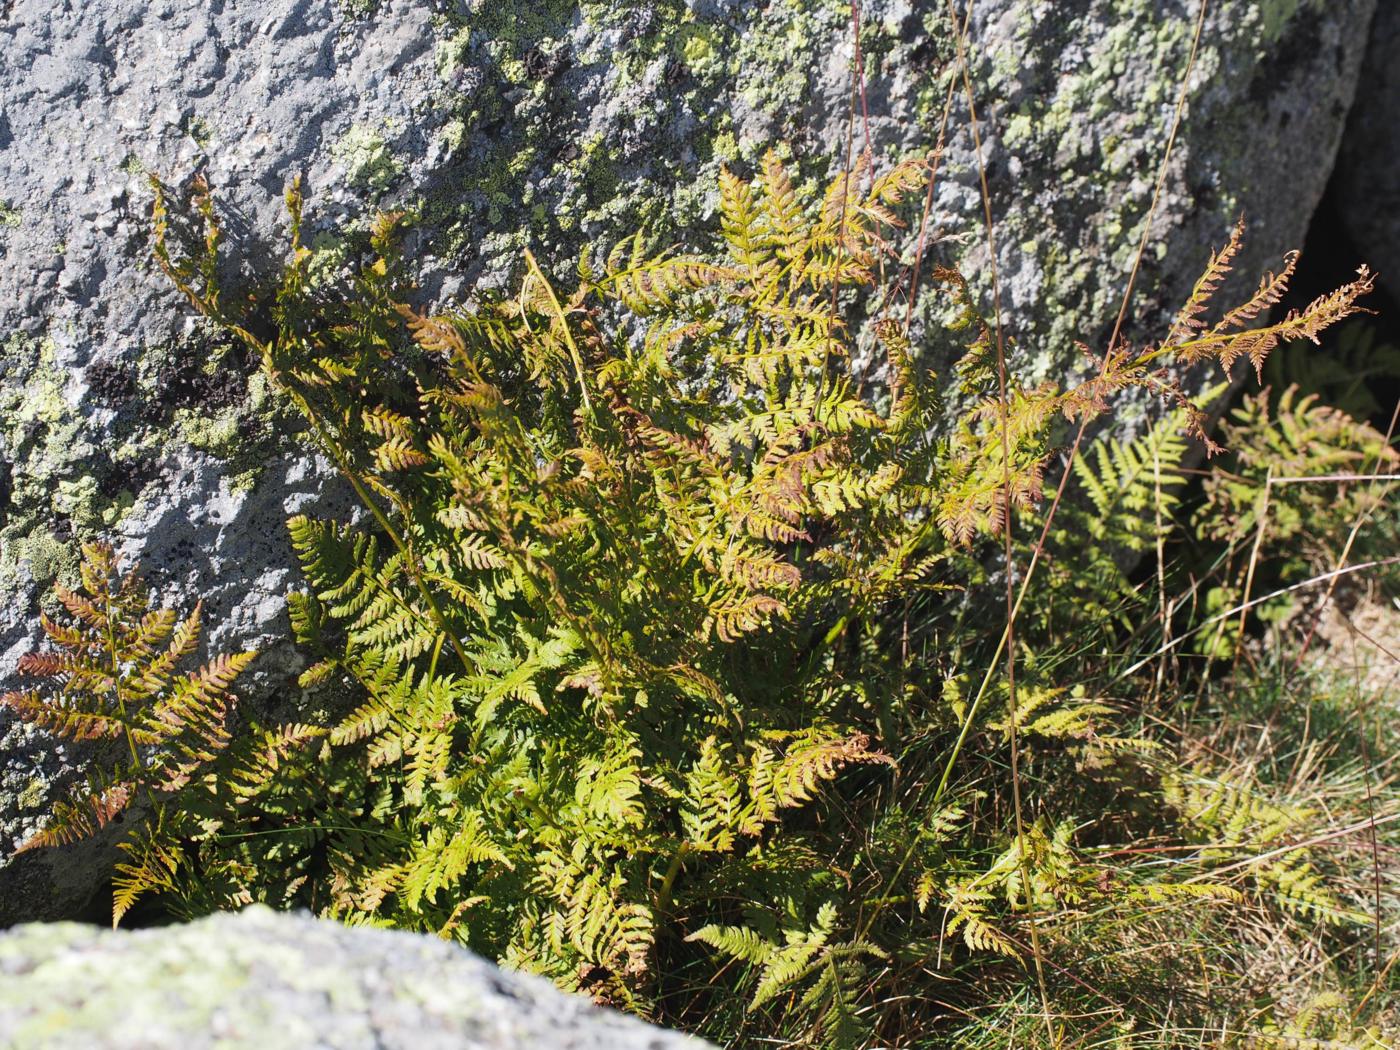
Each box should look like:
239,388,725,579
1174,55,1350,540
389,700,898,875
0,906,711,1049
1335,1,1400,301
0,0,1379,919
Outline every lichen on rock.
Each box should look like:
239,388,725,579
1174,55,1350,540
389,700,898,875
0,905,713,1049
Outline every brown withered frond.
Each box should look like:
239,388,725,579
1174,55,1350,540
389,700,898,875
1169,264,1374,379
1163,217,1247,346
14,776,134,855
4,541,254,925
1048,223,1373,466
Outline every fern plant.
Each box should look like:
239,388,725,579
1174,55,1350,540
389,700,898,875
1163,765,1369,927
1199,385,1398,577
131,149,1376,1046
1037,404,1199,638
690,901,888,1049
1264,318,1400,424
0,541,254,924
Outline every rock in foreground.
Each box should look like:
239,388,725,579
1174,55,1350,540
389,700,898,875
0,906,710,1050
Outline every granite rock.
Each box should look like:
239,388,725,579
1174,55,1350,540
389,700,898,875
1335,0,1400,302
0,905,712,1049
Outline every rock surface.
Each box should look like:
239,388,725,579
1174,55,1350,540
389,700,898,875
0,0,1380,917
0,905,711,1049
1335,0,1400,301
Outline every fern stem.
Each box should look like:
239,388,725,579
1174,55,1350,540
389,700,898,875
943,1,1053,1034
655,841,691,916
102,583,148,786
427,629,447,683
522,248,594,418
209,824,410,843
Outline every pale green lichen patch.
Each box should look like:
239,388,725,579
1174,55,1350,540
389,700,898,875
901,0,1330,387
175,407,240,458
333,124,403,193
0,533,79,603
421,0,854,280
14,778,48,812
306,231,354,287
0,919,310,1049
0,917,321,1047
0,201,20,229
0,907,694,1048
0,333,103,591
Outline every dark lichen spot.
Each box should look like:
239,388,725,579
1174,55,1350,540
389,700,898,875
85,359,137,405
155,333,249,415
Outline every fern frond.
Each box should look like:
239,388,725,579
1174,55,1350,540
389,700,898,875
227,723,327,801
0,688,125,741
1163,216,1245,346
764,728,891,811
112,821,186,926
400,811,510,913
687,922,774,965
16,777,134,854
682,737,742,852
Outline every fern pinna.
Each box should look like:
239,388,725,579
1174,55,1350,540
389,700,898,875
146,151,1372,1046
0,541,254,924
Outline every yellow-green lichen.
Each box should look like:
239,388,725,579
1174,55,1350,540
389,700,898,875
176,406,242,459
333,124,402,193
679,21,721,75
15,779,48,812
0,334,110,543
305,231,354,287
0,531,79,597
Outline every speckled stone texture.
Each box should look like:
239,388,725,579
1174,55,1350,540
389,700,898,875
0,906,712,1049
0,0,1380,920
1335,0,1400,301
